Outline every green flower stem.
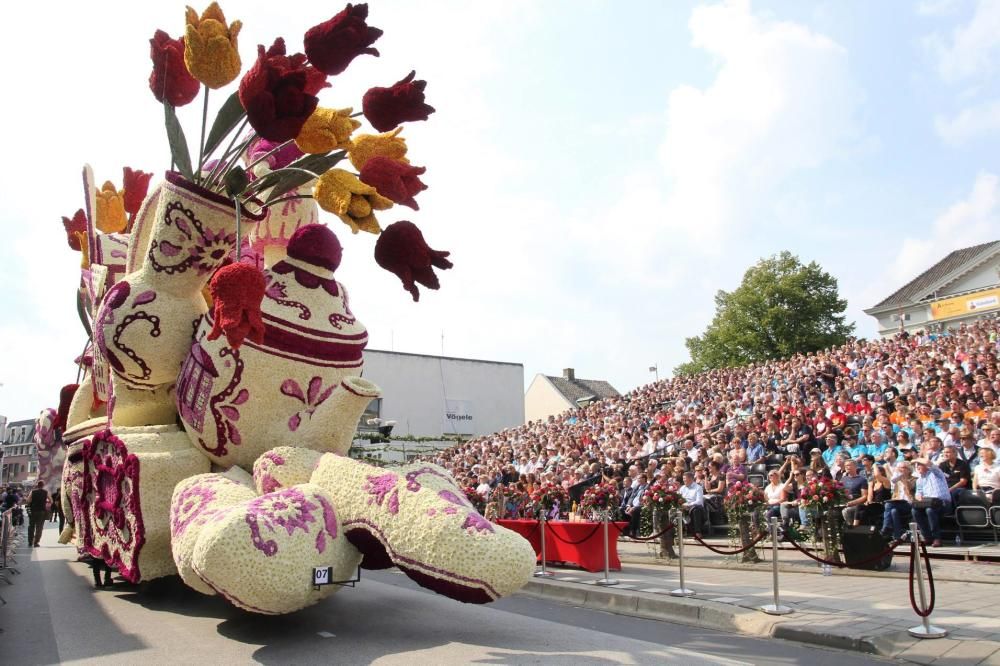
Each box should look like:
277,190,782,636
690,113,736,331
263,193,314,207
243,139,294,174
207,132,254,190
204,116,250,188
350,111,364,118
241,167,323,197
196,85,210,183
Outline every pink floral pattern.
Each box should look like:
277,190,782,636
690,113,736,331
171,477,224,538
281,376,336,432
245,487,335,557
363,473,400,515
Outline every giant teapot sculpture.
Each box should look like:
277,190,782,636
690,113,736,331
58,171,534,614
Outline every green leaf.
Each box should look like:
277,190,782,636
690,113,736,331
203,91,246,159
164,103,194,180
224,166,249,198
251,151,347,202
76,288,92,340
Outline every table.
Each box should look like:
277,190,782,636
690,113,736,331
496,519,628,572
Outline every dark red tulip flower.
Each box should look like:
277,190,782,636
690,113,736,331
148,29,200,106
374,221,452,302
304,3,382,76
207,263,267,349
362,71,435,132
359,156,427,210
122,167,153,218
239,38,326,143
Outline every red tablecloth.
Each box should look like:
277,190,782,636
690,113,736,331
496,519,628,572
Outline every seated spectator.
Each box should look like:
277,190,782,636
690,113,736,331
840,459,869,526
820,433,843,466
679,471,708,535
937,444,972,505
912,457,952,547
973,446,1000,506
884,461,916,540
957,430,981,468
763,470,790,536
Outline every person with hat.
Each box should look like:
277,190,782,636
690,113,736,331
958,429,981,468
911,456,952,547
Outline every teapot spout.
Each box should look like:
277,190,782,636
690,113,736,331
295,376,381,455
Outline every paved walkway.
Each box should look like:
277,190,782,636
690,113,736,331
518,534,1000,664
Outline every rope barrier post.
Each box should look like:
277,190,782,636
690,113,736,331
670,509,694,597
907,521,947,639
760,516,792,615
533,512,553,578
594,511,619,586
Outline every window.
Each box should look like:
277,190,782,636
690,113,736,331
357,398,382,432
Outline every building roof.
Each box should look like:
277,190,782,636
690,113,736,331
546,374,620,405
868,240,1000,311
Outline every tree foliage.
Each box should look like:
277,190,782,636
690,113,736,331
674,252,854,376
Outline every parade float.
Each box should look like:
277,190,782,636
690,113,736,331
52,2,535,615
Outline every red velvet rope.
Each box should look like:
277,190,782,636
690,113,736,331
630,522,675,541
691,530,769,555
908,541,936,617
784,533,900,568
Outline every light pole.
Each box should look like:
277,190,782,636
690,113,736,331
648,365,659,382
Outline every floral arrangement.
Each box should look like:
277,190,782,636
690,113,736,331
798,477,847,511
145,2,451,303
642,482,683,512
530,483,569,517
723,481,767,518
500,486,532,519
579,482,620,519
463,487,487,514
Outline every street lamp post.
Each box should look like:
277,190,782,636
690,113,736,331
648,365,659,382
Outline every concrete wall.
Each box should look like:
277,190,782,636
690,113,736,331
360,349,524,438
524,374,572,424
947,261,1000,295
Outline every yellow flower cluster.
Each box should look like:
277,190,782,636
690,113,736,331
313,169,393,235
184,2,242,89
94,181,127,233
348,128,409,171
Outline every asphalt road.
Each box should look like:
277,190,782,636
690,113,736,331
0,524,891,665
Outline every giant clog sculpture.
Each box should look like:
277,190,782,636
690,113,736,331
52,2,534,615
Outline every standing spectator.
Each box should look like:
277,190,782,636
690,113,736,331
912,457,952,547
27,480,49,548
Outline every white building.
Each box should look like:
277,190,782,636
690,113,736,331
524,368,620,424
865,240,1000,336
354,349,524,461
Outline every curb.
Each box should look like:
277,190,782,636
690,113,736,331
517,578,890,657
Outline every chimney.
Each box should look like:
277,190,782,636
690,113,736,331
562,368,575,381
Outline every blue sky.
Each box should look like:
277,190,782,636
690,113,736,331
1,0,999,421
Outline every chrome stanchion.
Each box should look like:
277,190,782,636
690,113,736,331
907,521,947,639
595,511,619,586
670,509,694,597
533,511,554,578
760,516,792,615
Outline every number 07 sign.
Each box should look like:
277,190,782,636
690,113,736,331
313,566,333,585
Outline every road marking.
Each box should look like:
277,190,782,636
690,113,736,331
708,596,743,604
317,631,336,638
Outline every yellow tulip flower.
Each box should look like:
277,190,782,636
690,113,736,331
184,3,242,89
295,107,361,154
94,181,127,233
313,169,392,235
348,127,409,171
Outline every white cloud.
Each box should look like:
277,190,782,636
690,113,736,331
928,0,1000,83
918,0,961,17
887,172,999,287
656,0,861,248
935,98,1000,143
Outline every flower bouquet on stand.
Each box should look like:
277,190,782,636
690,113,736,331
463,487,487,515
530,483,569,521
798,477,848,563
579,482,620,522
723,481,767,563
642,482,682,559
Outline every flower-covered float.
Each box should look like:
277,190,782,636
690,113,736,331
54,2,534,615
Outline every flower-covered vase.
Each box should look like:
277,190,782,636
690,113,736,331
94,173,265,426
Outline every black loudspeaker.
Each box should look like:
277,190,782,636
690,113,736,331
841,525,893,571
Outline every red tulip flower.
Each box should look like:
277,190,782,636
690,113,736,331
239,38,327,142
362,70,435,132
148,29,200,107
359,156,427,209
122,167,153,218
62,209,87,250
207,263,266,349
374,221,452,301
304,3,382,76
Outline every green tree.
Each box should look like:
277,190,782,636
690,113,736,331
674,252,854,375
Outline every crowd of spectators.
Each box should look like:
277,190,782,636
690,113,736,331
426,318,1000,547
